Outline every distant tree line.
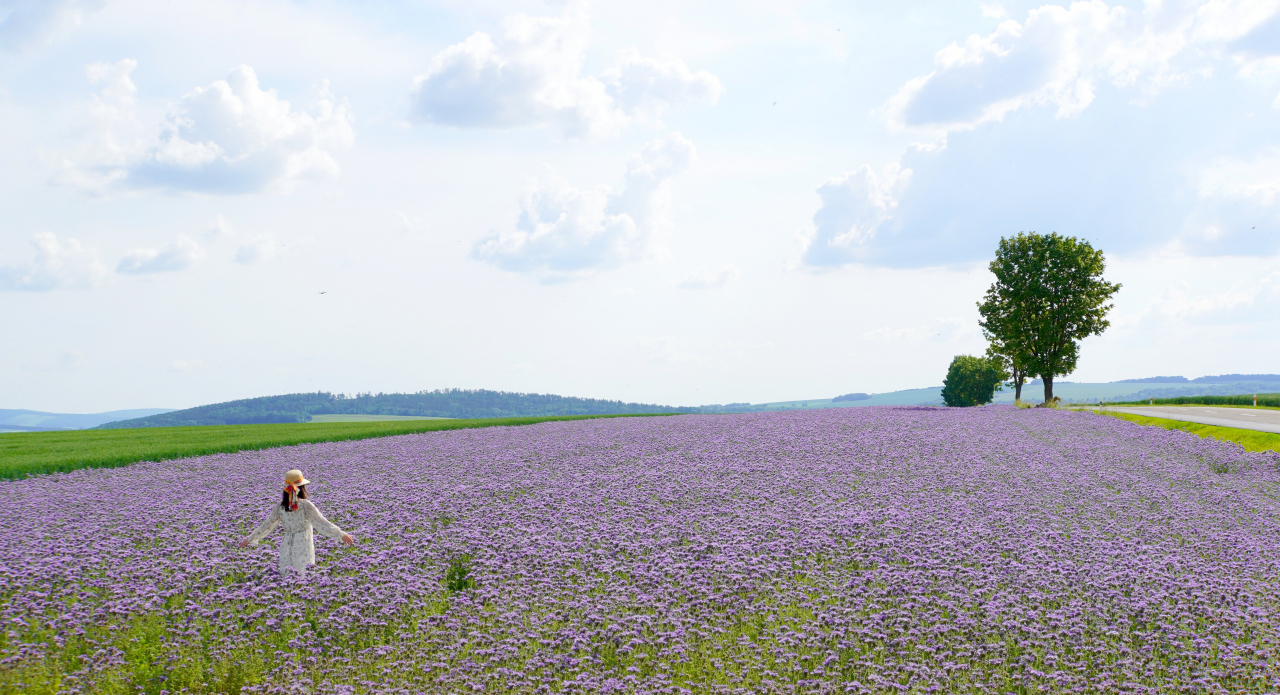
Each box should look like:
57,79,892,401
832,393,870,402
97,390,696,429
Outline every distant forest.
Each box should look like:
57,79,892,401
97,390,699,428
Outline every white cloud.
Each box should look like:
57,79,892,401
1120,271,1280,328
408,6,722,138
1199,148,1280,205
799,162,911,267
679,264,740,289
202,215,276,264
51,59,142,193
981,4,1008,19
472,132,696,281
887,0,1280,136
205,214,234,242
887,2,1128,134
63,62,353,194
0,0,102,53
802,0,1280,269
601,48,725,121
117,237,204,274
1162,148,1280,253
0,233,106,291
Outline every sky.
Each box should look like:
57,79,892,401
2,0,1279,413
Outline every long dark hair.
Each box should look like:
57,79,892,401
281,484,308,510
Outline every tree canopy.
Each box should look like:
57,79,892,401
985,339,1030,402
977,232,1120,403
941,355,1008,407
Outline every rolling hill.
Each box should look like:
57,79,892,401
11,374,1277,432
0,408,175,433
94,390,693,428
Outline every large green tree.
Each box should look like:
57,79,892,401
941,355,1008,407
977,232,1121,403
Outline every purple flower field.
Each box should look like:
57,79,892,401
3,407,1280,694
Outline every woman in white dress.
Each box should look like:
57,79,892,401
239,469,355,574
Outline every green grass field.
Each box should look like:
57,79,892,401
1105,393,1280,408
0,414,678,481
306,414,452,422
1091,409,1280,453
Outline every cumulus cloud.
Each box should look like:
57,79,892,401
409,6,722,138
802,0,1280,269
0,233,106,291
888,0,1280,136
472,132,696,280
0,0,102,53
679,264,740,289
1120,271,1280,330
203,215,276,264
117,237,204,274
888,2,1129,134
63,61,353,194
1198,149,1280,205
800,163,911,267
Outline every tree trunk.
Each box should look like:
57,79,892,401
1043,375,1054,403
1014,375,1023,401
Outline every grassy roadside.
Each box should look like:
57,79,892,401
1100,402,1280,412
0,414,679,480
1090,409,1280,453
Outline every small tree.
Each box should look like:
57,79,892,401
977,232,1120,403
985,340,1029,401
941,355,1007,407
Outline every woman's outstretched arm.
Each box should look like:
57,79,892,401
238,505,281,548
302,500,355,545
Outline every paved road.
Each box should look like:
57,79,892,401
1101,406,1280,435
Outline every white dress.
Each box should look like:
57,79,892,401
246,499,346,574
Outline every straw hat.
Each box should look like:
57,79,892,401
284,469,310,487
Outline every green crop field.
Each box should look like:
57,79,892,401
1091,409,1280,453
306,414,452,422
0,414,679,480
1105,393,1280,408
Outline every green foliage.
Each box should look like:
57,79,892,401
1092,410,1280,453
978,232,1120,402
985,340,1030,400
1106,394,1280,408
941,355,1007,407
0,414,678,480
97,389,694,429
444,555,475,593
